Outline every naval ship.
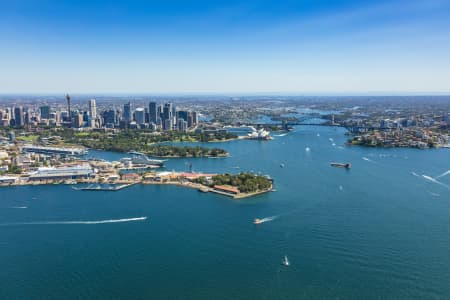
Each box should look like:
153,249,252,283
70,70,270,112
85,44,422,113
127,151,166,167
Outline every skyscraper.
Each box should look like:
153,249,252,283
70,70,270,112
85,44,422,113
40,105,50,119
24,108,31,126
65,94,71,122
149,101,157,124
163,103,172,130
177,111,189,123
177,119,187,132
135,107,145,125
157,104,163,125
192,111,198,126
88,99,97,128
14,106,24,128
163,103,172,121
123,102,132,123
103,109,116,128
73,112,84,128
171,103,177,126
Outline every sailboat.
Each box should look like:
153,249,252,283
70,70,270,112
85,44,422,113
282,255,290,267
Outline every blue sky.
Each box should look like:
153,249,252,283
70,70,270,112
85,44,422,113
1,0,450,94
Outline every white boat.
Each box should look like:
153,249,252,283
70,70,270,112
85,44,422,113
282,255,290,267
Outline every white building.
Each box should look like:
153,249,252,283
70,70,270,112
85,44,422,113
135,107,145,125
88,99,97,128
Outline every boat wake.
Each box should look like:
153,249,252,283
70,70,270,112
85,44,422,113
422,175,450,189
362,157,372,162
9,206,28,209
255,216,278,224
0,217,147,226
429,192,440,197
411,172,420,177
275,133,287,137
435,170,450,179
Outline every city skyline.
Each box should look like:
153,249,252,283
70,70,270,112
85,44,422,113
1,0,450,94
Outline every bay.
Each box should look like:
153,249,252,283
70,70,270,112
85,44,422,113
1,126,449,299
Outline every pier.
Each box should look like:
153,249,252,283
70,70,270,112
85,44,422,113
72,183,135,191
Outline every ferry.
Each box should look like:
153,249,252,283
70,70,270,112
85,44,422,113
330,162,351,169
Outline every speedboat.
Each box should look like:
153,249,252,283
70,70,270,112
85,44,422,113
253,218,264,224
282,255,290,267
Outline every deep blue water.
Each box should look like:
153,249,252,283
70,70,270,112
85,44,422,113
1,126,450,299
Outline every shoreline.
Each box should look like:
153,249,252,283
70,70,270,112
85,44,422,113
0,179,273,199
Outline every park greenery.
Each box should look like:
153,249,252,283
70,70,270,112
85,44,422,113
193,172,272,193
53,129,231,157
145,145,228,157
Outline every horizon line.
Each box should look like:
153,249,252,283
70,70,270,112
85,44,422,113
1,92,450,97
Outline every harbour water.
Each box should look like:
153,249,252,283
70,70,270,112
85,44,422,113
1,126,450,299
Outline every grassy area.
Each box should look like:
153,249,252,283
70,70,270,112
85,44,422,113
74,132,91,137
16,135,39,142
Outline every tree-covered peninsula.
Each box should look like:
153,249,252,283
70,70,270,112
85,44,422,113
52,129,230,157
193,172,273,193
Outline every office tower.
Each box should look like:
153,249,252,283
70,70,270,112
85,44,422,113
65,94,71,121
73,112,84,128
177,119,188,132
14,106,24,128
145,107,149,123
24,108,31,125
187,114,193,128
157,104,163,125
149,101,158,124
171,104,177,126
103,109,116,128
163,119,172,131
192,111,198,126
123,102,132,123
40,105,50,119
163,103,172,122
135,107,145,125
60,111,69,123
177,110,196,128
83,111,89,124
177,110,188,122
88,99,97,127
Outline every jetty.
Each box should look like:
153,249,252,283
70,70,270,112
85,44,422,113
72,183,135,191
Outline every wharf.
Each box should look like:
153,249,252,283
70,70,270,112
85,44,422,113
72,183,136,191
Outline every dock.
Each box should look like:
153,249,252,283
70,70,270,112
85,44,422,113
72,183,135,191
